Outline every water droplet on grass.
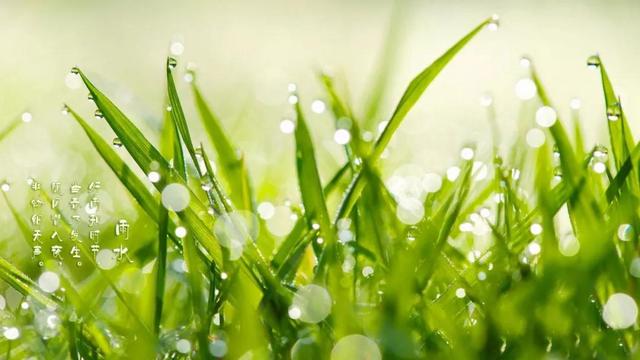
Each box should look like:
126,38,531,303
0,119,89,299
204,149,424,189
617,224,634,241
3,327,20,340
602,293,637,329
515,78,537,100
586,54,601,69
161,183,190,212
167,57,178,70
607,105,621,121
334,129,351,145
331,335,381,360
535,106,557,127
487,14,500,31
96,249,117,270
291,284,331,324
38,271,60,293
280,119,295,134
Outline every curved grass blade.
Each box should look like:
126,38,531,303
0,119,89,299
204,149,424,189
595,56,634,171
370,17,492,162
292,98,337,273
335,18,493,221
191,73,255,211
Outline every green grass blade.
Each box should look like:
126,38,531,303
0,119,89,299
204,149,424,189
0,118,21,143
166,58,200,175
191,74,255,211
334,18,492,221
370,17,491,162
596,56,634,170
292,98,337,271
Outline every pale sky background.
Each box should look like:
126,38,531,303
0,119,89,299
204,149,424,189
1,0,639,208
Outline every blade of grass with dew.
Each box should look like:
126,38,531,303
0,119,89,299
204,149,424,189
74,70,229,271
190,72,255,211
154,100,173,336
529,67,611,264
596,56,634,171
169,66,291,346
167,73,214,357
67,107,182,248
0,257,59,308
271,162,350,277
292,97,356,337
319,73,365,162
292,98,337,272
335,18,493,221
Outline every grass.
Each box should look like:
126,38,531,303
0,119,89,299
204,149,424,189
1,15,639,359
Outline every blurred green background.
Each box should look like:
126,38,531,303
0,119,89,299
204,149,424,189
1,0,639,242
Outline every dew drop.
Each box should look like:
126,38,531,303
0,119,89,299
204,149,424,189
487,14,500,31
362,266,374,278
526,128,545,148
0,182,10,192
96,249,117,270
161,183,190,212
291,337,320,360
311,99,326,114
570,98,581,110
396,198,424,225
331,335,381,360
630,258,640,278
21,112,32,123
176,339,192,354
94,109,104,119
592,162,606,174
334,129,351,145
515,78,537,100
167,57,178,70
602,293,637,329
38,271,60,293
169,41,184,56
175,226,187,238
147,171,161,183
65,72,82,89
112,138,122,148
535,106,557,128
586,54,601,69
617,224,634,241
257,202,275,219
446,166,461,181
3,327,20,340
607,105,621,121
530,223,543,235
291,284,332,324
460,147,475,160
209,339,228,357
280,119,295,134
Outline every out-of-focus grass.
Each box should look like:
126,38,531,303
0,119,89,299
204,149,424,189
1,15,639,359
